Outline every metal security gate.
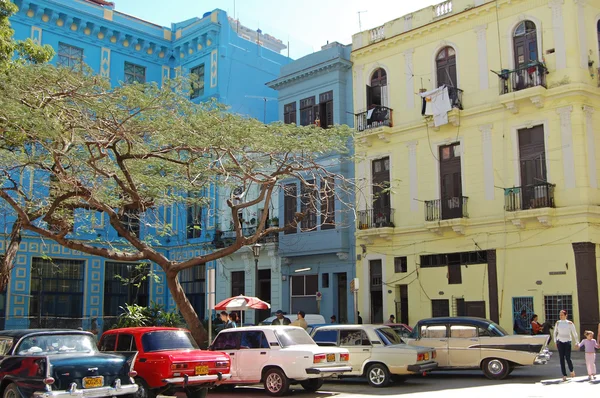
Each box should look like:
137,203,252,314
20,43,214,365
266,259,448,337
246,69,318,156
512,296,534,333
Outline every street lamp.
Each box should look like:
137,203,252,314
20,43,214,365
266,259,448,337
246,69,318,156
252,243,262,300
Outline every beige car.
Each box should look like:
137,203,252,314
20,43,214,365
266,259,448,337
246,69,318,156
311,324,437,387
404,317,551,379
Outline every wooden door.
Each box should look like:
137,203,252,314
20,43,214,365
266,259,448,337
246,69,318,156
439,143,462,220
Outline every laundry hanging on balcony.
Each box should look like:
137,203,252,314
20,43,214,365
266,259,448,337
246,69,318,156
420,85,452,127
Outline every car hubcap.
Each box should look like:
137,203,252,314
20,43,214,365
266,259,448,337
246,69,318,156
135,382,147,398
488,360,504,375
266,373,282,392
369,367,385,385
5,389,16,398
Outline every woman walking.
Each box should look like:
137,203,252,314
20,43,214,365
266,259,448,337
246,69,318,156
554,309,579,381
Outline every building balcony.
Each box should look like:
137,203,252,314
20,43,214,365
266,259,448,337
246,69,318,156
504,183,555,212
357,207,395,230
425,196,469,221
355,106,393,133
498,62,547,96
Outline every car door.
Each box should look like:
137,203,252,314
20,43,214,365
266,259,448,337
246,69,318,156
448,324,479,367
416,324,449,367
235,331,270,382
211,332,241,379
339,329,372,373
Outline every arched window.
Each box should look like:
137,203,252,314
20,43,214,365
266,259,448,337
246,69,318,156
436,46,457,88
513,20,538,69
366,68,388,108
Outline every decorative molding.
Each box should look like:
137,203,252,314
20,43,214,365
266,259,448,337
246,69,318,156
403,15,413,32
30,26,42,45
452,225,465,235
557,105,575,189
548,0,566,70
480,124,494,201
504,102,518,114
537,216,552,227
474,24,488,90
575,0,587,69
378,132,391,143
268,249,280,272
403,49,415,109
336,252,349,261
407,141,419,212
511,219,525,229
267,58,352,89
583,106,597,189
210,49,218,88
530,95,544,108
100,47,110,79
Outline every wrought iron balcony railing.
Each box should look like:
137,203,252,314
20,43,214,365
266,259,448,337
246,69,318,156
504,182,555,212
355,106,393,132
498,62,548,95
358,207,395,229
213,227,278,248
425,196,469,221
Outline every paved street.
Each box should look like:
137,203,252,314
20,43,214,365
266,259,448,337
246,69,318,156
208,352,599,397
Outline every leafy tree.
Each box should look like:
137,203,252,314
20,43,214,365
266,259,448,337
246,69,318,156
0,62,353,344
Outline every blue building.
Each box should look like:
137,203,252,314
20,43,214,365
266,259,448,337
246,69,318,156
3,0,290,331
266,42,356,323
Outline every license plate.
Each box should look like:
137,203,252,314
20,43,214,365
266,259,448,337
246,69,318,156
195,365,209,375
327,354,335,362
82,376,103,389
424,353,430,360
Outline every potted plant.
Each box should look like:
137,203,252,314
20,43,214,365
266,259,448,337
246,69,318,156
270,216,279,226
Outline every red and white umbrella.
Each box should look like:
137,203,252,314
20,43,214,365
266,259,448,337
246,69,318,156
214,295,270,311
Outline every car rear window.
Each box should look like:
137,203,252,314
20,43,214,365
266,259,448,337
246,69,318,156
312,330,338,346
274,328,316,348
17,334,97,355
141,330,199,352
375,327,402,346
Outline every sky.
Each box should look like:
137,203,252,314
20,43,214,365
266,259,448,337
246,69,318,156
114,0,442,59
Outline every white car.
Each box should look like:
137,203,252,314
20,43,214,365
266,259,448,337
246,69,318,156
311,324,438,387
209,326,351,396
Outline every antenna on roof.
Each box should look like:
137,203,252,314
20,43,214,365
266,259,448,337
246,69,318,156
358,10,368,32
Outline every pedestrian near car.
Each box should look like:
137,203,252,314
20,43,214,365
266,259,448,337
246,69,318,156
221,311,234,329
531,314,543,335
387,315,395,324
357,311,363,325
514,310,529,335
228,312,238,328
290,311,308,330
330,315,337,324
577,330,600,380
271,310,291,325
554,309,579,381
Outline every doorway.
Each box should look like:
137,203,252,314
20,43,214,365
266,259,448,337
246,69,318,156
257,269,271,323
335,273,348,323
369,260,383,323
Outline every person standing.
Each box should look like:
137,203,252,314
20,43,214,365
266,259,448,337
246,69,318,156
221,311,233,329
554,309,579,381
271,310,291,325
577,330,600,380
357,311,363,325
387,315,396,324
330,315,337,324
228,312,239,328
290,311,308,330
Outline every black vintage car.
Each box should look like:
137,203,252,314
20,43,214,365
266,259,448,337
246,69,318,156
0,329,138,398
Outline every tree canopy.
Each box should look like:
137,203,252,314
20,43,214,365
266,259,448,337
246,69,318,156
0,61,353,343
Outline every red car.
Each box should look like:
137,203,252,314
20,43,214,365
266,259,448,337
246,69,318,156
99,327,231,398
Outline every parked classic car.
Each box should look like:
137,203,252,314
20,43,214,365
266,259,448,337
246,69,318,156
209,326,351,396
404,317,551,379
384,323,413,338
0,329,138,398
99,327,231,398
310,324,437,387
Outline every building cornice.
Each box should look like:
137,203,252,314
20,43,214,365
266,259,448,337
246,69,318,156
267,58,352,90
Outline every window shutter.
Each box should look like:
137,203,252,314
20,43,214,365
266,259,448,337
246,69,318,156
326,101,334,127
366,85,373,108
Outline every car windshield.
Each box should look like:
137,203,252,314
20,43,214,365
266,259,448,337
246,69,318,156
274,328,316,348
375,327,403,345
141,330,199,352
17,334,97,356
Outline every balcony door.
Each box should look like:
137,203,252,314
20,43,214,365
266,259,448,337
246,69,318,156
518,126,547,209
372,157,391,224
513,20,538,68
366,68,388,108
439,143,462,220
436,47,457,88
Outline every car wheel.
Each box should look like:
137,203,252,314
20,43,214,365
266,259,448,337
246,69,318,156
3,384,19,398
134,378,156,398
186,387,208,398
482,358,510,380
263,368,290,396
300,378,324,392
366,363,391,388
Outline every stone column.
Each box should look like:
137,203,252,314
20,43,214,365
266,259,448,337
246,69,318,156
403,49,415,109
474,25,489,91
480,124,495,200
584,106,597,189
549,0,566,70
407,141,419,211
557,106,575,189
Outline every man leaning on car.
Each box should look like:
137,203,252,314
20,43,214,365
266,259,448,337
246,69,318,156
272,310,292,325
291,311,308,330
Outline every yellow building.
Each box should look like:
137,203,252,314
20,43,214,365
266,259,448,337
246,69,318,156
352,0,600,335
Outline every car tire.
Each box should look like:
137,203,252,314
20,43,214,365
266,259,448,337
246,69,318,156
134,378,156,398
482,358,510,380
366,363,391,388
300,378,324,392
263,368,290,396
3,384,19,398
186,387,208,398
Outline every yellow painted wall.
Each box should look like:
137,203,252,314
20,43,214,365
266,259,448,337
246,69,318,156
353,0,600,331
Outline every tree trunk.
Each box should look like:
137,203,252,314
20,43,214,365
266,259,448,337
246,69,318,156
165,271,207,347
0,220,22,292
